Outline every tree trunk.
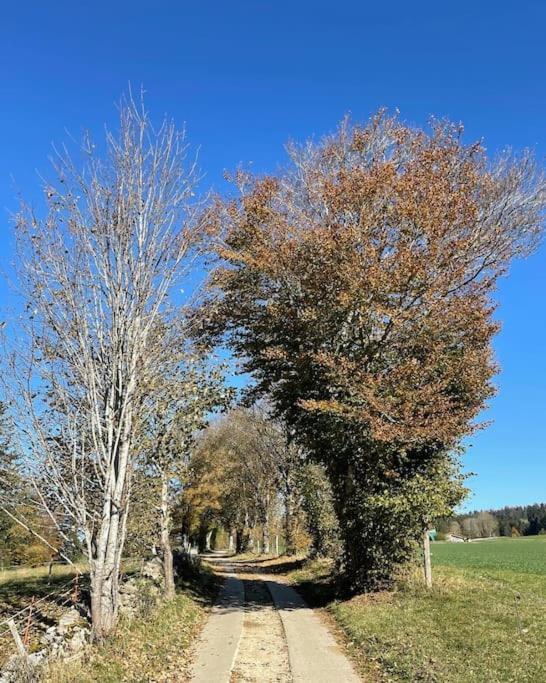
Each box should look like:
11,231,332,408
262,519,270,554
90,513,128,638
160,473,175,600
284,495,296,556
262,506,270,554
90,563,119,640
235,527,249,554
89,432,132,640
197,523,209,553
423,527,432,588
236,528,243,553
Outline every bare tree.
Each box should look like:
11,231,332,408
461,517,480,539
4,94,209,638
142,336,230,599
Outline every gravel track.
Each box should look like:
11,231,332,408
190,553,359,683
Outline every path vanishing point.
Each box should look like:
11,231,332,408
190,553,360,683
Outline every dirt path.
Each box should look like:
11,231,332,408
190,553,360,683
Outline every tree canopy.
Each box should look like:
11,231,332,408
199,113,545,588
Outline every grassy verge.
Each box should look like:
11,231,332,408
0,558,140,587
331,566,545,682
44,561,217,683
282,542,546,682
0,563,86,586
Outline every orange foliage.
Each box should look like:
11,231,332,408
204,114,544,449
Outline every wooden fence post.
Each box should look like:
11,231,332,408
423,528,432,588
8,618,32,674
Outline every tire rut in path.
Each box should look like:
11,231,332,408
230,578,292,683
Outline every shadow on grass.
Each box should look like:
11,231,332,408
268,557,347,608
174,555,219,607
0,571,86,617
290,575,341,608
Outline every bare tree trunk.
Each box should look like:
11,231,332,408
160,473,175,600
262,510,270,554
90,531,121,641
90,562,119,639
423,527,432,589
89,428,133,639
284,494,296,556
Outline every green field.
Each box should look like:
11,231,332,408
290,536,546,682
432,536,546,575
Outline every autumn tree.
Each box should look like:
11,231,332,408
123,468,161,559
200,113,545,589
0,402,67,566
199,410,279,553
182,409,302,555
182,418,248,552
7,95,210,636
243,408,303,555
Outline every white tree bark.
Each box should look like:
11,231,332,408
160,473,176,600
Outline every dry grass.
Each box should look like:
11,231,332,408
0,563,85,586
0,558,142,667
44,593,205,683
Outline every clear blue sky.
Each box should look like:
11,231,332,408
1,1,544,510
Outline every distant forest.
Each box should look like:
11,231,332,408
437,504,546,539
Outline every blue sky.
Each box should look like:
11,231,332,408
1,1,544,510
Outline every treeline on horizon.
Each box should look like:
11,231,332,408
437,503,546,539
